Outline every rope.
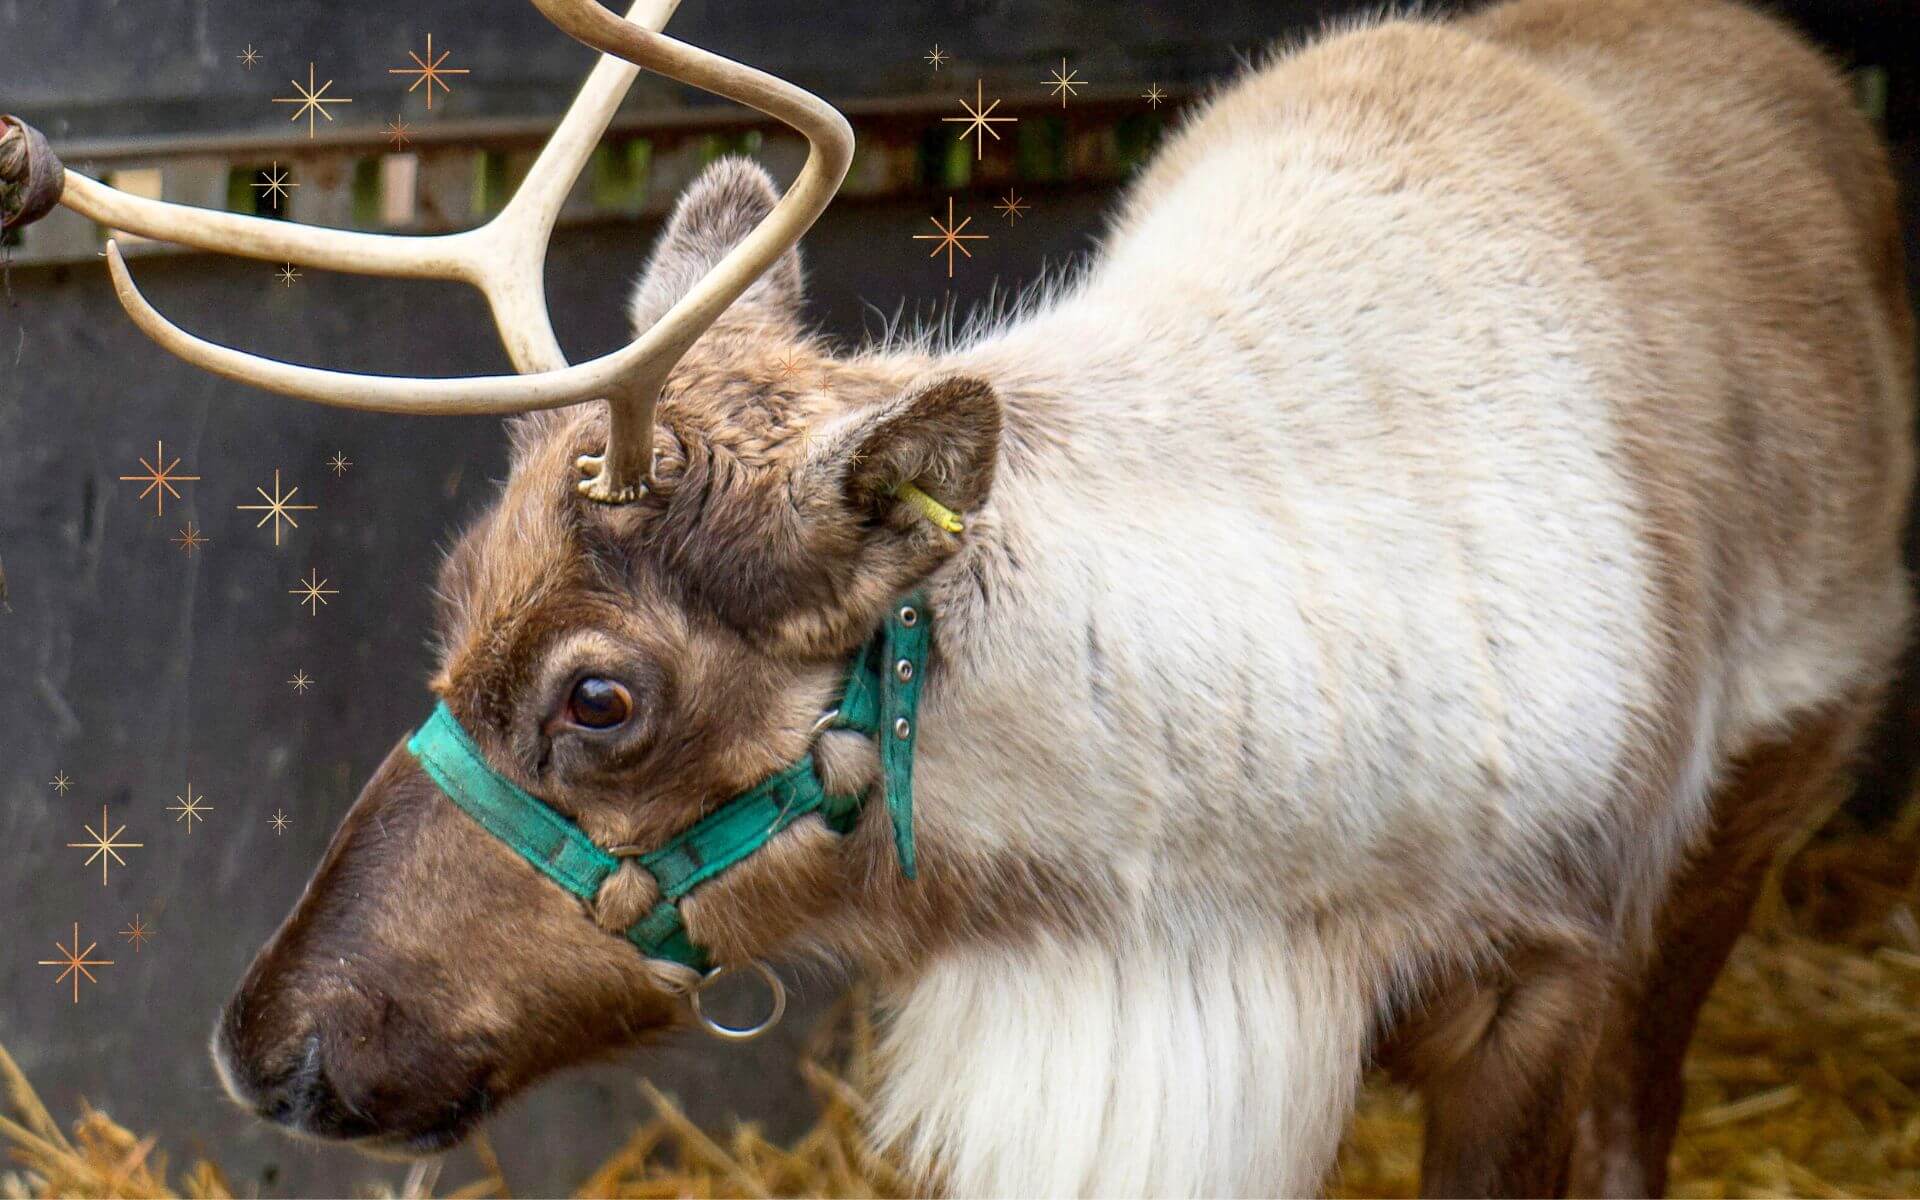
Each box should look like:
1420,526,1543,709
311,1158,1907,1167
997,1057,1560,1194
0,116,64,232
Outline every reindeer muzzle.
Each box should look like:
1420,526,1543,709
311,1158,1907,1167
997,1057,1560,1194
404,593,932,1039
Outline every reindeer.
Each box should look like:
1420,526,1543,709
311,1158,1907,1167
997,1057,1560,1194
3,0,1911,1193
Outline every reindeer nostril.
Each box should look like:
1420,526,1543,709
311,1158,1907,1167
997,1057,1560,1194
233,1032,377,1140
289,1032,324,1106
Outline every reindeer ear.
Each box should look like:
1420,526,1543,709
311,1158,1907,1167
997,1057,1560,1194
812,375,1002,533
628,157,805,334
737,374,999,648
661,375,1000,652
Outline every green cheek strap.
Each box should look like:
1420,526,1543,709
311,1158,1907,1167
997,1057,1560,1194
405,591,931,972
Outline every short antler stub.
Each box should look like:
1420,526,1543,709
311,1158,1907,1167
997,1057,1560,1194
576,392,660,502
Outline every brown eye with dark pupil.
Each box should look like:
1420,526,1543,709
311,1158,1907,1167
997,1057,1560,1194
567,678,633,730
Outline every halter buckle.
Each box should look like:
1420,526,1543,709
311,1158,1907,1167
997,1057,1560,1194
690,960,787,1042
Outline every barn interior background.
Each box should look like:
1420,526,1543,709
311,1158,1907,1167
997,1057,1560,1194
0,0,1914,1196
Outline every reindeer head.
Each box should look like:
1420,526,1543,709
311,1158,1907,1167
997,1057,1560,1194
7,0,1000,1155
213,162,999,1153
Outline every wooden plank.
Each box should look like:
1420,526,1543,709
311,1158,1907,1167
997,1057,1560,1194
0,0,1365,143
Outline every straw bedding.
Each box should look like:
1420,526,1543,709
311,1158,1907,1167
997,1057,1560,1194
5,803,1917,1199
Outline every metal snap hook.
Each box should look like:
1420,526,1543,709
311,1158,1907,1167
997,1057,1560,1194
690,960,787,1042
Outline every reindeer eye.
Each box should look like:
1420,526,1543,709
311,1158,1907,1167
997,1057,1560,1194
566,678,633,730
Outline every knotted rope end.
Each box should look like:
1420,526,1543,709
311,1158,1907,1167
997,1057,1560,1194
0,115,65,232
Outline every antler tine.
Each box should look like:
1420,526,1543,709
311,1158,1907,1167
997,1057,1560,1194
61,173,474,281
8,119,451,280
93,0,676,383
453,0,685,375
529,0,855,500
102,239,611,415
98,0,854,504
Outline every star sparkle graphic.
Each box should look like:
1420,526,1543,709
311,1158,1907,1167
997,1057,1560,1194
385,119,415,149
172,522,210,555
68,805,141,886
168,782,211,832
390,34,469,110
238,45,261,70
254,162,297,211
1142,83,1168,109
1045,58,1085,107
943,79,1016,161
237,470,318,546
50,772,72,796
276,263,302,288
288,669,314,694
273,63,354,139
924,45,948,71
119,440,200,516
120,914,154,953
995,189,1029,223
913,197,987,279
270,810,292,836
39,924,112,1004
328,451,353,477
291,568,338,616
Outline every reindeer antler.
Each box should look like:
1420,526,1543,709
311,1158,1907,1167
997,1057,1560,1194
4,0,854,504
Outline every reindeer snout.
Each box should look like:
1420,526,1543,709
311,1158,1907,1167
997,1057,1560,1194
213,736,681,1154
212,980,383,1142
213,1022,382,1140
213,979,493,1152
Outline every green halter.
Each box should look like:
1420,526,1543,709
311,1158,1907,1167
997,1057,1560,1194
405,592,932,972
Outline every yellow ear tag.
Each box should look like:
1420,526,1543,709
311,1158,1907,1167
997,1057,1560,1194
893,482,966,533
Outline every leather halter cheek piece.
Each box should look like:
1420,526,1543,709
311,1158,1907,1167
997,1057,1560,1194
404,592,932,1039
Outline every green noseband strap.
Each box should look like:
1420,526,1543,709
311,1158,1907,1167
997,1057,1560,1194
405,591,932,972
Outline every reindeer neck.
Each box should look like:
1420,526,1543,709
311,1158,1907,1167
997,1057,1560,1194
854,318,1381,1193
846,305,1261,947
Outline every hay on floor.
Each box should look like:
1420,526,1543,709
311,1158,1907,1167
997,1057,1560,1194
5,805,1918,1199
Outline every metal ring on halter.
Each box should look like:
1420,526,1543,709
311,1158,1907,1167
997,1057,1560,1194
401,1158,443,1200
690,960,787,1041
764,708,844,835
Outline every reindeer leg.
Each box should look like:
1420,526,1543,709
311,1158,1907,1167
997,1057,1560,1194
1570,699,1877,1197
1402,940,1611,1198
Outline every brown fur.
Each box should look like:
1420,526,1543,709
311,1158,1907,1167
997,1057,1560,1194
213,2,1913,1192
1341,2,1913,1193
1367,3,1912,1192
1569,692,1884,1196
